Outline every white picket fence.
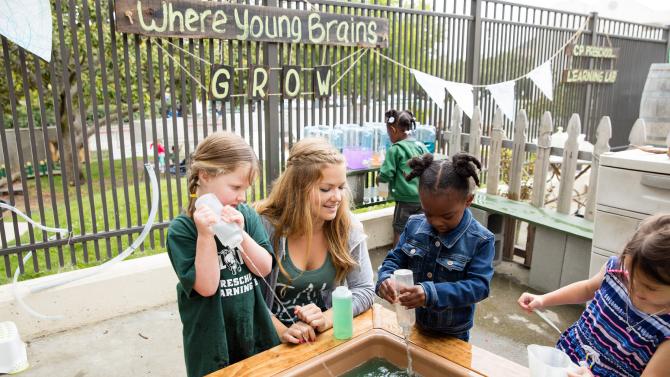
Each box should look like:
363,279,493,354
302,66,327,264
443,105,625,264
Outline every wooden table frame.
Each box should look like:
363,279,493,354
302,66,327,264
209,304,528,376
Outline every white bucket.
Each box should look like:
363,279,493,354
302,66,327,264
0,321,29,374
527,344,578,377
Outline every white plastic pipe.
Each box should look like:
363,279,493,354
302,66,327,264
12,164,159,320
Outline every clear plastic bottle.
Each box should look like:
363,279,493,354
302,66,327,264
416,124,436,153
331,127,344,152
194,193,243,249
394,269,416,334
360,125,374,167
332,286,353,339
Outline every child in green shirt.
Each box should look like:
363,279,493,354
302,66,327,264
378,109,429,246
167,132,280,377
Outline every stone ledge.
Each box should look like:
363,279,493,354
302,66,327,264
0,208,393,340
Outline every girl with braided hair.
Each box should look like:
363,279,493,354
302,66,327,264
256,137,375,345
378,109,429,246
376,153,495,341
167,132,279,377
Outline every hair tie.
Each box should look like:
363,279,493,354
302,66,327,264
190,193,198,198
387,116,395,124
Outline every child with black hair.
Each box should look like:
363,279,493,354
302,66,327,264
378,109,429,246
376,153,495,341
519,214,670,377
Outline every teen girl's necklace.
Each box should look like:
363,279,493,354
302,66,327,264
625,301,668,331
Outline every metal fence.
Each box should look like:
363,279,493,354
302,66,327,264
0,0,668,280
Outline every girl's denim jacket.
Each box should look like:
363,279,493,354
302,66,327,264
376,208,495,336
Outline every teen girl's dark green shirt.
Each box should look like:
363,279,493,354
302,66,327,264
167,203,280,377
272,248,336,327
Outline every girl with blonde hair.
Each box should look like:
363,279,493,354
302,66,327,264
256,137,374,344
167,132,279,376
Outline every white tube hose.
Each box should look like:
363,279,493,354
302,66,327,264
11,164,159,320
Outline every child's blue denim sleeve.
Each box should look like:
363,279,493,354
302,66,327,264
419,236,495,310
375,231,409,294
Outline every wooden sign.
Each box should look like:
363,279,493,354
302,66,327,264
282,66,301,99
562,69,618,84
115,0,389,48
248,66,270,100
566,44,619,59
208,65,333,100
313,66,332,98
210,65,233,101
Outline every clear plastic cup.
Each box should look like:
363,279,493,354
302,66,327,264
0,321,28,374
527,345,578,377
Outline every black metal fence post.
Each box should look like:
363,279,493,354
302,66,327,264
466,0,482,134
582,12,599,138
263,0,281,195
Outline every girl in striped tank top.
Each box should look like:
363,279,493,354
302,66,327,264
518,214,670,377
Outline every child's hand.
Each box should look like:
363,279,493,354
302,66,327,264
567,366,594,377
378,278,398,304
193,205,219,237
398,284,426,309
295,304,330,333
280,321,316,344
518,292,545,313
221,205,245,230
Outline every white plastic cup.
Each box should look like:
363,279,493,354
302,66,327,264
527,345,578,377
393,269,416,333
0,321,28,374
194,193,243,248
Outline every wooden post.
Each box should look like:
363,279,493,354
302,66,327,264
486,109,504,195
585,116,611,221
469,106,482,159
557,114,581,214
531,111,553,208
525,111,553,267
508,110,527,201
449,105,463,157
502,109,527,261
628,118,646,147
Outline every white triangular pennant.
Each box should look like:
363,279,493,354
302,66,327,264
411,69,449,110
486,81,516,121
444,81,474,119
528,61,553,101
0,0,52,62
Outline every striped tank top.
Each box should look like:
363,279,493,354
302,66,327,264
556,256,670,377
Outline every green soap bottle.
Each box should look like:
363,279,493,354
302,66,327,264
332,285,353,340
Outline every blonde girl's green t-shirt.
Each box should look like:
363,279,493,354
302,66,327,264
167,203,280,377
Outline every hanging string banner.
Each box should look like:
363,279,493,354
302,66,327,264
527,61,554,101
373,16,591,119
486,81,516,121
115,0,389,48
410,69,450,110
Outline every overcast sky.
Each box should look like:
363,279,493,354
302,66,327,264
502,0,670,25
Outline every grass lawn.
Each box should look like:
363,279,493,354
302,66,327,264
1,175,187,285
1,153,393,285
